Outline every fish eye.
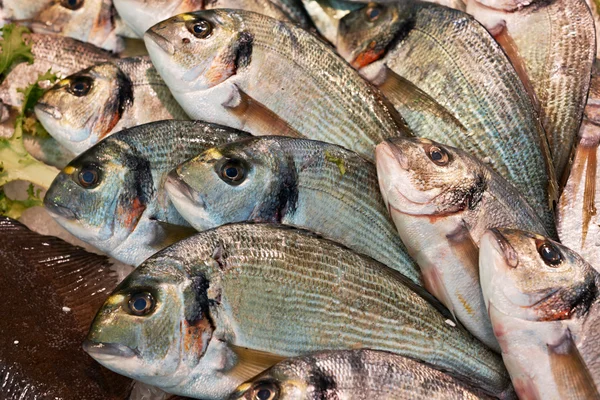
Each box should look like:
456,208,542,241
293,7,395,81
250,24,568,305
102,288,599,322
128,292,155,316
537,241,562,267
426,145,450,166
252,381,279,400
67,77,93,97
77,164,100,188
187,20,212,39
217,159,247,185
366,5,382,21
60,0,84,10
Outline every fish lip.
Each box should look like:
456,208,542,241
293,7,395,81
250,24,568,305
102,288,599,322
165,169,202,205
487,228,519,268
35,102,63,120
144,30,175,56
83,340,138,359
44,198,78,221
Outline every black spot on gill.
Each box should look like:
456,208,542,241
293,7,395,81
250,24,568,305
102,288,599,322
571,279,599,319
233,31,254,72
309,365,338,400
185,273,212,325
116,67,134,119
467,173,487,210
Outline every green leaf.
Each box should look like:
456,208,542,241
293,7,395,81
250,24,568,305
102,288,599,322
0,24,34,81
0,185,43,219
325,151,346,176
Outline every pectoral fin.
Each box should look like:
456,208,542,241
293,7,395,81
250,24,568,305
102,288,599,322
548,330,600,399
222,85,302,138
227,344,287,381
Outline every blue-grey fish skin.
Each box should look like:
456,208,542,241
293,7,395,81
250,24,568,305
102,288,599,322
43,120,251,266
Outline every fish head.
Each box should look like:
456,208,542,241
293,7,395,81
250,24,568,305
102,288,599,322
166,137,291,231
376,137,487,217
337,3,406,68
229,363,310,400
113,0,202,37
84,258,213,387
43,137,154,254
34,63,133,155
479,228,599,323
144,10,247,93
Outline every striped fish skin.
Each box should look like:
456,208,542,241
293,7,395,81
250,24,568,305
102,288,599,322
43,120,250,266
480,229,600,399
229,349,493,400
376,137,547,352
165,136,421,285
84,223,512,399
144,9,410,162
35,56,189,155
0,34,113,107
337,1,558,235
466,0,596,181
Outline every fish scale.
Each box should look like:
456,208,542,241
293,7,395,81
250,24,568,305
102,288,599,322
146,224,511,397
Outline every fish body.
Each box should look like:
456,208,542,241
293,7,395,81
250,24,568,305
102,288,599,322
0,217,132,399
84,223,511,399
43,120,250,266
114,0,311,38
144,9,409,162
376,137,547,351
165,136,421,284
465,0,595,180
557,68,600,268
0,33,113,107
229,349,492,399
32,0,124,52
35,56,189,155
337,1,557,233
479,228,600,399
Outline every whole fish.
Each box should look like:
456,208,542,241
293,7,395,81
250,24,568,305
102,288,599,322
479,228,600,399
165,136,421,284
0,33,113,107
144,9,410,162
114,0,312,38
0,217,132,399
229,349,492,399
35,56,189,155
376,137,547,351
84,223,511,399
337,1,557,233
31,0,124,52
557,67,600,268
465,0,595,181
43,120,250,266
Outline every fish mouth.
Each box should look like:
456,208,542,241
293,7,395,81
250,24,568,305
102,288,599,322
44,197,78,221
144,30,175,55
165,169,203,206
35,102,63,120
487,228,519,269
83,340,138,360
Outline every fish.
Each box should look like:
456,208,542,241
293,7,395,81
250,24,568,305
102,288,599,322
83,223,512,399
0,33,113,107
165,136,422,285
35,56,189,155
376,137,547,352
479,228,600,399
228,349,493,399
0,216,133,399
43,120,250,266
31,0,124,52
300,0,363,44
114,0,312,38
337,1,558,234
465,0,595,181
557,65,600,268
0,0,53,24
144,9,410,162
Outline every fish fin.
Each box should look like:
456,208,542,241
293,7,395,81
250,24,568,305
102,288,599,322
548,329,600,399
149,219,197,250
377,66,466,133
0,217,120,332
422,266,457,321
227,344,287,381
221,84,303,137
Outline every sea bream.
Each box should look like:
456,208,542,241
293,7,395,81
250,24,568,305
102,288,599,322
35,56,189,155
480,228,600,399
376,137,547,351
165,136,422,285
144,9,410,162
84,223,512,399
43,120,250,266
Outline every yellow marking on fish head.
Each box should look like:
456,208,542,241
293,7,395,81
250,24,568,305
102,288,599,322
63,166,76,174
106,293,126,306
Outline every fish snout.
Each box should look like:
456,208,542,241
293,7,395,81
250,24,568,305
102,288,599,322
165,169,201,205
144,28,175,55
34,102,63,120
44,195,77,221
83,340,137,359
